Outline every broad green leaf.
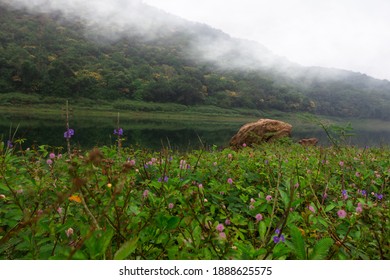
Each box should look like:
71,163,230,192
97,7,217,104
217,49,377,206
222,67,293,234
258,221,267,242
309,238,333,260
114,237,139,260
289,225,306,259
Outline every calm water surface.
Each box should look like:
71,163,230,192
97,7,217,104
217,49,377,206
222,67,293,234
1,113,389,150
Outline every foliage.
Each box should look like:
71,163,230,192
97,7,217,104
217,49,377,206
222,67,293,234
0,139,388,260
0,4,390,119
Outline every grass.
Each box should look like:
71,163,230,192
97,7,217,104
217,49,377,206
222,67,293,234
0,139,388,260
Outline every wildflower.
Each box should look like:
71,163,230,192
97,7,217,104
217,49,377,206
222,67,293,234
179,159,187,169
375,193,383,200
57,154,63,159
255,213,263,222
356,206,363,213
227,178,233,184
337,209,347,219
341,189,348,200
266,195,272,202
69,195,81,203
107,183,112,188
64,128,74,139
0,194,5,199
273,229,285,243
242,143,247,147
204,198,208,202
225,219,231,225
37,209,43,216
250,198,255,204
128,159,136,166
249,204,255,210
308,205,315,213
49,153,56,159
264,159,269,165
355,172,361,177
361,190,367,196
219,232,227,239
57,207,63,215
275,228,281,235
158,176,168,183
114,128,123,136
168,203,174,209
294,183,300,188
228,153,233,160
198,183,203,189
339,161,344,167
65,228,74,238
216,223,224,232
6,140,13,148
213,162,217,166
143,190,149,198
46,159,53,165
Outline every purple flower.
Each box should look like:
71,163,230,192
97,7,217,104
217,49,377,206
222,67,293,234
114,128,123,136
275,228,281,235
361,190,367,196
216,223,224,232
375,193,383,200
64,128,74,139
255,213,263,222
227,178,233,184
337,209,347,219
6,140,13,148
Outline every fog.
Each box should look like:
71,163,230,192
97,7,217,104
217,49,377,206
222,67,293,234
2,0,389,81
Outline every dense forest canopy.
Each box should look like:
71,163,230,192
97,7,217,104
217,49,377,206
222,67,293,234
0,0,389,119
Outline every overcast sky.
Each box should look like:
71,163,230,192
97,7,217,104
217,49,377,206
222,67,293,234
143,0,390,81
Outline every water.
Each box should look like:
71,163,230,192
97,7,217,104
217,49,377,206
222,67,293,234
1,113,389,150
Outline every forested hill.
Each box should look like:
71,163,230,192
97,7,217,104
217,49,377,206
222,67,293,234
0,0,389,120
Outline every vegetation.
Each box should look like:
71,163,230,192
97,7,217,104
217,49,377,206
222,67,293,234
0,134,388,259
1,3,390,120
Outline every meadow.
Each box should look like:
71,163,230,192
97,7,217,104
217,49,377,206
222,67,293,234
0,132,388,260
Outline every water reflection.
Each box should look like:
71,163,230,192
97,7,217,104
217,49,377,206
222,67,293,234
1,115,389,150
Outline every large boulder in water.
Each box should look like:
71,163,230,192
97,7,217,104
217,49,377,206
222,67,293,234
230,118,292,148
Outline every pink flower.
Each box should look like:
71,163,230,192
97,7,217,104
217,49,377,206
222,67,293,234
216,223,224,232
225,219,231,225
255,213,263,222
242,143,247,147
356,206,363,213
337,209,347,219
219,232,227,239
339,161,344,167
266,195,272,202
49,153,56,159
57,207,63,215
65,228,74,238
168,203,174,209
227,178,233,184
308,205,315,213
198,183,203,189
46,159,53,165
228,153,233,159
143,189,149,198
128,159,136,166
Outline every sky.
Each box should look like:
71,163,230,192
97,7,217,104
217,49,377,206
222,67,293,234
142,0,390,81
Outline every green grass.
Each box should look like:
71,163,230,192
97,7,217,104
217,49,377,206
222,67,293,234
0,140,388,260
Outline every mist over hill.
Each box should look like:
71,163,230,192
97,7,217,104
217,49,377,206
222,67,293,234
0,0,389,119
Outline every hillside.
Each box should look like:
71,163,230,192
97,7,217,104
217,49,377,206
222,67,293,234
0,0,389,120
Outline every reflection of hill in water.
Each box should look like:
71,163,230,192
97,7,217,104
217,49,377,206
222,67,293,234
1,115,389,150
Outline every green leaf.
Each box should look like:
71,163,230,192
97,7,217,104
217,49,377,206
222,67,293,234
114,237,139,260
258,221,267,242
289,225,306,259
166,216,180,230
279,189,289,207
309,238,333,260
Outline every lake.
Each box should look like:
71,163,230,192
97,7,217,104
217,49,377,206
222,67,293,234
1,109,389,150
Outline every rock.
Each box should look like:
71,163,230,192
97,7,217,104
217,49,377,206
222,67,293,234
229,118,292,147
298,138,319,146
